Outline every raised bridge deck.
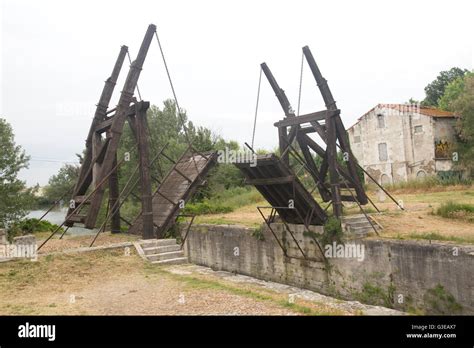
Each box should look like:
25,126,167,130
129,150,217,236
234,154,327,225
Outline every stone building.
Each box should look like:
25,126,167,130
347,104,458,184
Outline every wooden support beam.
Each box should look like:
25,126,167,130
245,175,294,185
278,126,289,165
135,101,154,239
334,117,368,204
91,133,103,188
274,109,338,128
108,155,121,233
72,46,127,198
95,106,139,133
296,135,332,201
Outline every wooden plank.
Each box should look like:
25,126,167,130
128,150,218,236
274,109,338,128
245,175,294,185
95,106,138,133
95,118,114,133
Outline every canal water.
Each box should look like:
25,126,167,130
27,208,97,236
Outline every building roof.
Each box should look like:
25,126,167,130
348,103,456,130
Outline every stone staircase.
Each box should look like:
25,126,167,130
341,214,382,237
134,239,187,265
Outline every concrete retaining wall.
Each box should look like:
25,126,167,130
183,223,474,314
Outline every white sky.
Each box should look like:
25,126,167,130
1,0,472,186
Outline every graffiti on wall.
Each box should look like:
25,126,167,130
434,140,452,159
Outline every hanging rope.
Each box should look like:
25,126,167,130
297,51,304,116
126,50,143,101
251,67,262,150
153,29,201,176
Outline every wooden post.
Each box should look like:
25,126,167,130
109,155,121,233
325,113,342,217
92,133,102,188
65,45,127,227
135,101,154,239
278,126,289,165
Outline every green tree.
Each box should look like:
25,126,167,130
450,74,474,173
0,118,34,228
438,72,474,111
423,67,469,107
43,163,80,203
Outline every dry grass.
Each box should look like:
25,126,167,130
36,232,140,254
195,186,474,244
0,248,348,315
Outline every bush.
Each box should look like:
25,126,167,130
184,187,264,216
435,201,474,222
7,218,63,241
183,202,233,215
319,217,344,246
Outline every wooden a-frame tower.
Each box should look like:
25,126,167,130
60,24,217,242
64,24,156,236
259,46,368,219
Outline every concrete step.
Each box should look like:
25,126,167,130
344,221,372,228
143,244,181,255
140,239,177,248
349,226,377,235
151,257,188,265
146,250,184,262
342,216,370,223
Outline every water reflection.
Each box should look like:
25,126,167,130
27,208,97,236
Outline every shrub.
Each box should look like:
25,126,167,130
382,176,472,193
183,202,233,215
319,217,344,246
423,284,462,314
7,218,63,241
435,201,474,222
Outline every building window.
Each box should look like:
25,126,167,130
378,143,388,161
377,114,385,128
354,135,361,143
414,125,423,133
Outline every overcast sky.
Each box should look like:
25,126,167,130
1,0,472,186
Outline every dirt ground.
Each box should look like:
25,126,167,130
0,246,356,315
